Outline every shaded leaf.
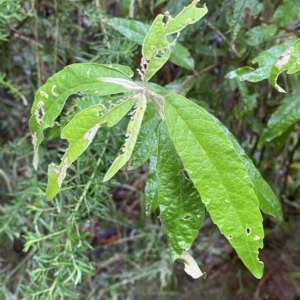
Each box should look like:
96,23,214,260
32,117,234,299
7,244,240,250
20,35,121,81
145,155,159,216
157,122,205,261
272,0,300,27
246,25,277,47
164,93,264,278
258,88,300,147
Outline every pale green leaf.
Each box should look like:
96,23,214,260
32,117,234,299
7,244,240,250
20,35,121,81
145,155,159,216
225,39,295,84
29,63,134,169
157,122,205,261
164,94,264,278
142,0,208,80
270,39,300,93
246,25,278,47
107,17,194,70
258,88,300,147
46,97,136,200
103,95,147,181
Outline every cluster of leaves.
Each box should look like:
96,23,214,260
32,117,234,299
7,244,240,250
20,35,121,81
2,0,300,298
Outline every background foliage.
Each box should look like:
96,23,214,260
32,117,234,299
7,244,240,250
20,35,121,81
1,0,300,299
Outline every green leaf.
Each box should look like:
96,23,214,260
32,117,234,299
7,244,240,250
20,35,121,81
142,0,208,80
164,93,264,279
128,115,160,170
225,40,295,83
29,63,134,169
107,17,194,70
270,39,300,93
157,122,205,261
272,0,300,27
245,25,278,47
46,97,136,200
165,75,195,96
211,117,282,221
103,95,147,181
231,0,262,37
145,155,159,216
258,88,300,147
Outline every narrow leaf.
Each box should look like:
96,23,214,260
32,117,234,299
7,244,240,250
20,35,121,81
145,155,159,216
258,88,300,147
103,95,147,181
157,122,205,261
29,63,134,169
142,0,208,80
46,97,136,200
128,116,160,170
164,94,264,279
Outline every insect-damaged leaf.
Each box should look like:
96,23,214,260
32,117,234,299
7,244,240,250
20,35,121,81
157,122,205,261
46,97,135,200
103,95,147,182
225,39,295,84
270,38,300,93
164,94,264,279
142,0,208,80
107,18,194,71
29,63,135,169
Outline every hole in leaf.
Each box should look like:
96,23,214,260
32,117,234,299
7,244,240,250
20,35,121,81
155,49,166,59
183,215,191,220
228,235,233,240
246,227,251,236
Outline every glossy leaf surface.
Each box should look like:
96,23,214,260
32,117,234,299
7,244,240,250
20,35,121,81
157,122,205,261
164,93,264,278
46,98,136,200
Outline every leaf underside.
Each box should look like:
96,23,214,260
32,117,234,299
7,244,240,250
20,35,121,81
29,63,134,169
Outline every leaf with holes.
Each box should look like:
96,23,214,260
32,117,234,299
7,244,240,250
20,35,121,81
157,122,205,261
142,0,207,80
225,39,295,83
46,97,136,200
164,93,264,279
258,88,300,147
212,116,282,221
107,18,194,70
270,38,300,93
29,63,136,169
103,95,147,182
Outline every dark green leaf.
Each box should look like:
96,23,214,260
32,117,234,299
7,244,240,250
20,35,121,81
157,122,205,261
